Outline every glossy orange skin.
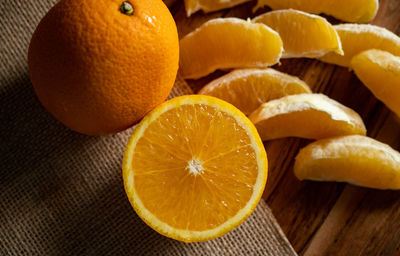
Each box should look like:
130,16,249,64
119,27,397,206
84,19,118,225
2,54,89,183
28,0,179,135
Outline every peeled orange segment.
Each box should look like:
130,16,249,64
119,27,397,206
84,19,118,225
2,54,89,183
122,95,268,242
252,9,343,58
184,0,251,17
351,49,400,118
294,135,400,190
319,24,400,67
255,0,378,23
248,94,367,141
198,68,311,115
179,18,283,79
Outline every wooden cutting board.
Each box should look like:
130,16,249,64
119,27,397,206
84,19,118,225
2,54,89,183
168,0,400,255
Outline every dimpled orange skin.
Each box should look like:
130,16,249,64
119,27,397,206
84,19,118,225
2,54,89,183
28,0,179,135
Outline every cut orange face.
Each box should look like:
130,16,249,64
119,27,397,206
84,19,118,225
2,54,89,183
179,18,283,79
122,95,268,242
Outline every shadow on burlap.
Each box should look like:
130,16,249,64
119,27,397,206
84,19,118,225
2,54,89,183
0,1,296,255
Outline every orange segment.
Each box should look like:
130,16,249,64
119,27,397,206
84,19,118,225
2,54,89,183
179,18,283,79
184,0,251,16
253,9,343,58
123,95,268,242
319,24,400,67
198,68,311,115
351,49,400,117
255,0,378,23
294,135,400,189
249,94,366,141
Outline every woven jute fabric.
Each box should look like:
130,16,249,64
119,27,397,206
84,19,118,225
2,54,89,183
0,1,296,255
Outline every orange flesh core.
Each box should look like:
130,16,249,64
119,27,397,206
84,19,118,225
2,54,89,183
131,104,258,231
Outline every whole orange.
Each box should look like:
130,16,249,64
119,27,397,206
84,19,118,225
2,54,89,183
28,0,179,135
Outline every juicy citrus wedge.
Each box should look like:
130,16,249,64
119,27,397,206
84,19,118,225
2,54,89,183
184,0,251,17
122,95,268,242
351,49,400,118
319,24,400,67
248,94,367,141
254,0,378,23
294,135,400,190
198,68,311,115
253,9,343,58
179,18,283,79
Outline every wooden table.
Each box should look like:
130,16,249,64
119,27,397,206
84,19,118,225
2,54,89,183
168,0,400,255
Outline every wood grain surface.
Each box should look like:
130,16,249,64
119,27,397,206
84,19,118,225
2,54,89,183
168,0,400,255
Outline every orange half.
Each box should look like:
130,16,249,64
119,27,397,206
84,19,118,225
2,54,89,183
122,95,268,242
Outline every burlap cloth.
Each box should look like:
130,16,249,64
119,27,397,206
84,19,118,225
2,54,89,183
0,1,296,255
